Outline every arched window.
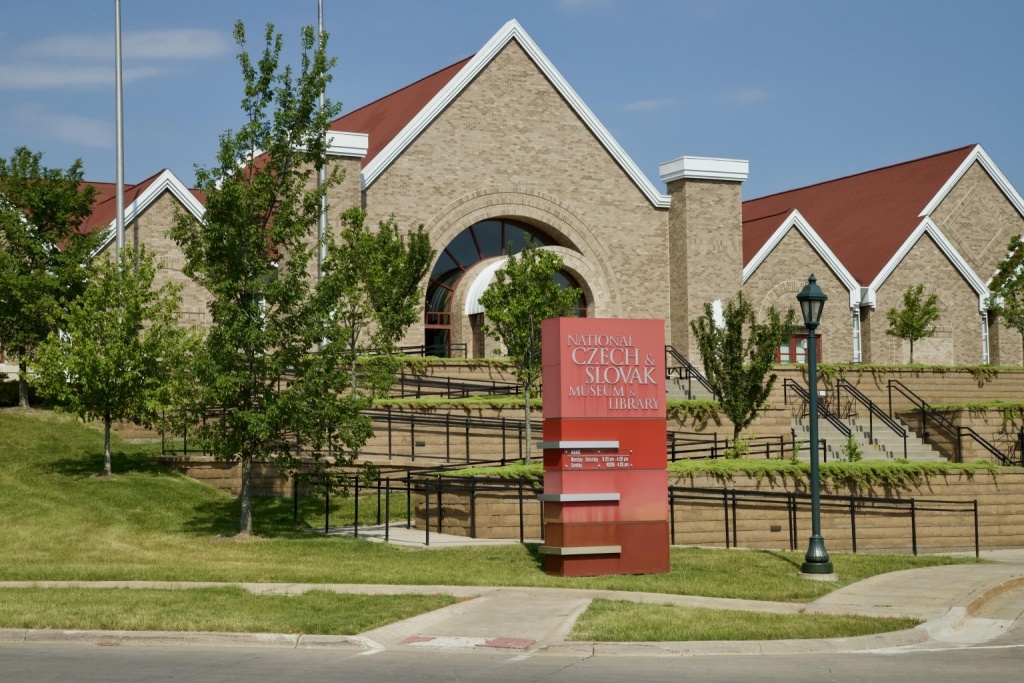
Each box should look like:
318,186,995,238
425,219,586,356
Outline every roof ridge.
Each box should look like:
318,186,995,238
745,144,978,204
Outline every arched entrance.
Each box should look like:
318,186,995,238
425,218,587,356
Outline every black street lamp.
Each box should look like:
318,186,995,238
797,275,834,576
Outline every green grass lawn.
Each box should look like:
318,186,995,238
0,587,455,635
0,408,973,604
569,599,920,642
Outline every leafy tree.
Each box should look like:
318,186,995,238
0,147,100,407
987,234,1024,363
32,247,197,476
885,284,940,363
327,208,434,392
171,22,374,535
479,240,580,462
690,293,797,443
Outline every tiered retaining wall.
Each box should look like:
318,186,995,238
415,470,1024,553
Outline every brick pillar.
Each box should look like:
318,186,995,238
659,157,748,365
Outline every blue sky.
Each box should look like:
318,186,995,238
1,0,1021,200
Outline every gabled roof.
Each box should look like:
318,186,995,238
331,19,670,207
330,57,472,169
88,169,206,252
742,145,976,285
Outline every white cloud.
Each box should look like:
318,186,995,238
715,87,769,106
0,64,162,89
624,98,675,112
10,105,112,148
23,29,231,61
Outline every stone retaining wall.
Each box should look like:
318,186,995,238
415,470,1024,553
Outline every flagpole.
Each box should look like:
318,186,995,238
317,0,327,282
114,0,125,263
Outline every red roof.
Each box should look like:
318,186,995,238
79,171,206,237
330,56,472,168
742,145,976,284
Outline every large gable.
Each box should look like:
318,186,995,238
330,20,668,207
330,57,472,169
742,145,975,285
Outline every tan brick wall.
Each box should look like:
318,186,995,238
362,40,670,349
869,233,983,364
932,161,1024,283
121,190,213,329
743,227,855,363
667,178,744,361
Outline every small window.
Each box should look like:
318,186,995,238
777,334,821,364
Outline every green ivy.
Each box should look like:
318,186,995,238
668,458,999,491
374,396,540,411
665,399,721,425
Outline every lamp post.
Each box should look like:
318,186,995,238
797,275,833,576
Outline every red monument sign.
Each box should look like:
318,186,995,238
538,318,669,576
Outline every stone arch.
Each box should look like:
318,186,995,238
422,187,621,315
756,279,807,322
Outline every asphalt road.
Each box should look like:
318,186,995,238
3,638,1023,683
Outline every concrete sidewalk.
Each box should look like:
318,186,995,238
1,548,1023,656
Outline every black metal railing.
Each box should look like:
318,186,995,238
665,345,714,395
392,371,520,399
887,380,1018,466
334,472,980,556
363,407,541,464
835,379,908,459
668,485,979,557
782,378,851,438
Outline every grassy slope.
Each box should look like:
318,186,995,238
0,409,973,602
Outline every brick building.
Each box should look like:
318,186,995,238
68,20,1024,367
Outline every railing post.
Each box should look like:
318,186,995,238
293,477,299,525
910,498,918,555
424,479,430,547
385,478,391,542
501,417,507,465
849,495,857,553
411,413,416,461
376,477,382,525
406,474,412,529
518,478,525,544
445,413,450,461
973,500,980,558
354,476,360,539
722,490,730,549
469,480,477,539
669,488,676,545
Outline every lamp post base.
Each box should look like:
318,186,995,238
800,534,834,575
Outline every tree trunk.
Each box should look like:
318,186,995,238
909,340,915,364
523,383,531,464
18,360,29,408
103,414,113,476
239,453,253,535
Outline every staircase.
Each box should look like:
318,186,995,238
791,416,943,463
665,346,715,401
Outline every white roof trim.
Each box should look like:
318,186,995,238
326,131,368,158
359,19,670,209
920,144,1024,219
659,156,749,184
464,258,508,315
742,209,860,307
97,169,205,253
869,217,989,312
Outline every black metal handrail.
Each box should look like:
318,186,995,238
393,371,520,399
665,345,714,395
836,379,907,459
669,485,979,557
782,378,851,438
887,379,1017,466
363,407,541,464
